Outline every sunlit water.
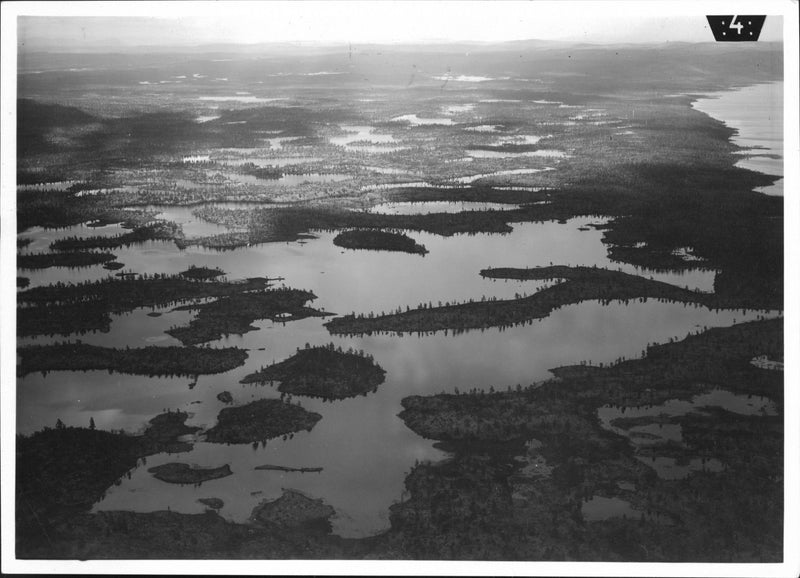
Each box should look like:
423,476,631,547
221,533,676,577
329,125,397,147
17,214,777,537
366,201,522,215
692,82,783,195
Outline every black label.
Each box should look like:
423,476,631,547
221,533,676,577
707,15,767,41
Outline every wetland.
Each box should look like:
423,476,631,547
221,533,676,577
12,37,785,562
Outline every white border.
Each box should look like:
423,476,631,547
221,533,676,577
2,1,798,576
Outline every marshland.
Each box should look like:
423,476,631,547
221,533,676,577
13,33,785,562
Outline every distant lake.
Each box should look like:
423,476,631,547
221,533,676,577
692,82,783,195
366,201,522,215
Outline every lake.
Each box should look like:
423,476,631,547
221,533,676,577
692,82,783,195
17,212,776,537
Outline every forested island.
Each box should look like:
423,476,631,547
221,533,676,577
240,343,386,399
325,265,777,336
149,463,233,485
204,399,322,444
179,265,225,280
333,229,428,255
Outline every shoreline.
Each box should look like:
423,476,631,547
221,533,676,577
691,82,784,195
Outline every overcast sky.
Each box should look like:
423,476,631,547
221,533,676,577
14,1,784,51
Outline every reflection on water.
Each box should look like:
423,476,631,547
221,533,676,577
366,201,521,215
329,126,397,147
18,222,129,255
692,82,783,195
596,386,778,480
597,388,777,447
197,95,287,103
218,156,323,168
391,114,455,126
19,218,722,301
452,168,553,184
221,171,352,187
467,149,566,159
18,214,774,537
464,125,503,133
140,205,238,239
442,104,476,115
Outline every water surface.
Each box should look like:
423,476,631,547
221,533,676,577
19,214,772,537
692,82,783,195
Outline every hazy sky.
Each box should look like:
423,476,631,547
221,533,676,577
15,1,784,50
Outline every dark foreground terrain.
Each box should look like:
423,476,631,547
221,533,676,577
16,319,782,559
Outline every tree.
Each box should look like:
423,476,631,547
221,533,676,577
89,417,96,430
56,418,65,430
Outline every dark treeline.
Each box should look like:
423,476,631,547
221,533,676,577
179,265,225,280
387,183,549,205
401,317,782,442
148,463,233,485
17,342,248,377
326,265,778,336
239,163,283,180
19,272,271,308
50,221,182,251
186,204,516,250
167,288,328,345
333,229,428,255
18,251,117,270
18,303,113,338
241,342,386,400
17,186,154,233
18,273,274,338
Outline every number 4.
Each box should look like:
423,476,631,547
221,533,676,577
729,15,744,34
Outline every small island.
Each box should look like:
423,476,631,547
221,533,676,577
204,399,322,444
255,464,323,473
250,489,335,532
333,229,428,255
179,265,226,280
148,463,233,485
198,497,225,510
240,343,386,399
